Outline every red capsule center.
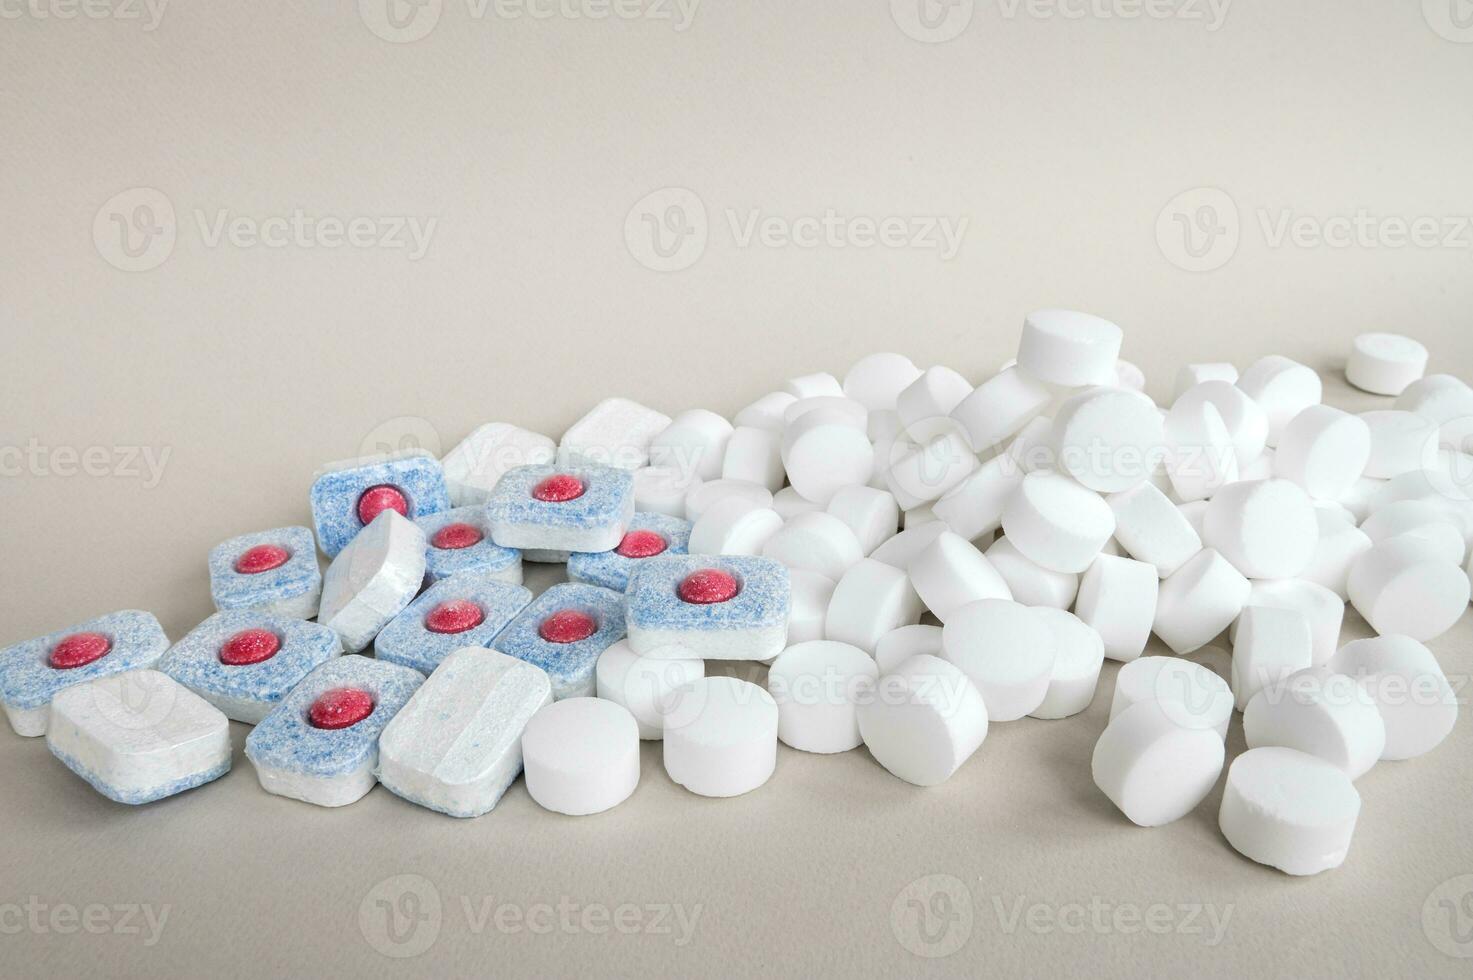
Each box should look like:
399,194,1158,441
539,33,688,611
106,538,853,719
616,529,668,559
48,632,112,670
532,474,585,502
538,609,597,644
308,687,376,730
235,544,290,575
357,484,409,525
431,522,484,550
425,599,485,635
219,628,281,666
679,569,740,604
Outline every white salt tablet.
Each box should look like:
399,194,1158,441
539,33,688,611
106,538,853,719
784,371,844,400
874,624,943,675
1232,606,1314,710
1218,746,1360,875
843,353,923,411
825,559,923,654
1330,635,1458,760
1114,359,1146,392
1338,476,1387,524
781,411,875,505
1162,398,1239,503
1201,479,1318,580
1236,355,1323,448
1107,483,1202,577
1301,509,1373,600
870,520,950,570
826,485,900,556
559,397,671,470
909,532,1013,621
1006,415,1056,473
903,502,938,528
1052,387,1165,493
650,409,733,483
720,426,785,492
1274,405,1371,500
783,396,868,431
1360,410,1440,479
1091,700,1225,827
984,536,1079,609
1360,499,1466,565
1074,554,1158,662
1001,471,1116,574
521,697,640,816
1177,499,1208,538
788,569,837,646
1110,655,1232,739
687,497,783,556
1238,578,1346,667
766,640,880,754
1242,668,1384,780
633,465,701,517
1347,536,1471,642
662,676,778,797
684,478,772,523
762,512,864,581
773,486,824,520
1397,373,1473,424
1345,332,1428,396
898,366,974,441
1173,362,1238,401
1017,309,1123,387
1239,448,1276,481
1173,380,1269,471
884,428,980,509
595,640,704,740
940,599,1055,721
1315,499,1358,527
1028,609,1105,720
734,391,798,432
950,366,1053,453
932,456,1023,541
1153,548,1251,655
856,654,988,786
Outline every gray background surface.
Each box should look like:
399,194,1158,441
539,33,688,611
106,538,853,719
3,1,1473,976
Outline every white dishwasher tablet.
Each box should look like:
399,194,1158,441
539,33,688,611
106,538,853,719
857,654,988,786
663,676,779,797
767,640,880,754
521,697,640,816
1091,700,1225,827
1219,746,1360,876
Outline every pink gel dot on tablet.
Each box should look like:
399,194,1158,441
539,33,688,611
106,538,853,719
425,600,485,635
219,628,281,665
49,632,112,670
532,474,585,502
431,522,484,550
539,610,597,644
235,544,290,574
308,688,375,730
616,529,668,559
357,485,409,525
679,569,740,604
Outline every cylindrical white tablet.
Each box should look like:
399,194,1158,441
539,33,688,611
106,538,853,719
883,427,980,509
898,366,974,442
1017,309,1123,387
1338,475,1387,523
825,558,923,654
1347,536,1471,642
783,396,868,431
1110,655,1233,739
909,531,1013,621
1028,609,1105,720
1274,405,1371,501
1107,482,1203,577
1177,499,1208,538
1330,635,1458,760
1360,499,1467,565
1006,415,1056,473
650,409,733,483
1114,359,1145,392
721,425,785,492
1173,380,1269,471
684,478,772,523
762,512,864,581
1202,479,1318,579
783,371,844,400
1301,508,1373,600
950,366,1053,453
932,456,1024,541
633,465,701,517
873,624,943,675
1074,554,1159,662
869,520,950,570
1236,355,1323,448
734,391,798,432
766,640,880,754
787,569,837,646
1162,397,1239,502
1397,373,1473,423
781,412,875,505
825,485,900,556
941,599,1056,721
521,698,640,815
1232,605,1314,710
1360,410,1440,479
843,353,923,411
1091,700,1225,827
1242,667,1385,780
596,640,704,740
1239,577,1345,666
1173,362,1238,401
1052,387,1165,493
687,498,784,556
1152,548,1252,654
1218,746,1360,875
903,502,938,528
984,536,1079,609
857,654,989,786
1001,471,1117,574
662,676,779,797
1345,332,1428,396
772,485,824,520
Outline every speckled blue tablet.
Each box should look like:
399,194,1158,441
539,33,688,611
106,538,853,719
310,450,450,558
486,463,634,556
158,610,342,725
414,506,522,585
373,571,532,675
566,511,692,592
625,555,790,661
244,655,424,807
208,525,322,620
0,610,170,737
492,582,626,700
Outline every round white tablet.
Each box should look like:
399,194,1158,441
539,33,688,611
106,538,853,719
650,409,734,483
734,391,798,432
1201,479,1318,579
783,396,868,431
1091,700,1225,827
595,640,705,740
1001,471,1116,574
521,698,640,815
909,532,1013,621
1152,548,1252,655
762,512,864,581
1300,509,1373,600
1162,397,1239,502
1114,359,1145,392
1360,410,1440,479
687,497,784,556
825,558,923,653
1107,482,1202,577
772,485,824,520
1345,332,1428,396
1242,667,1385,780
781,412,875,504
1028,609,1105,720
869,520,950,570
1110,655,1233,739
1240,578,1346,666
1274,405,1371,501
950,366,1053,453
1347,536,1471,642
826,485,901,556
1017,309,1123,387
1173,362,1238,401
784,372,844,400
1330,635,1458,760
662,676,779,797
1074,554,1159,662
984,536,1079,609
884,427,980,508
874,624,944,675
721,425,785,492
1173,380,1269,471
843,352,923,411
940,599,1056,721
634,465,702,517
766,640,880,754
1053,387,1165,493
1218,746,1360,875
684,478,773,523
1360,499,1466,565
932,456,1024,541
1237,355,1323,448
856,654,989,786
1232,605,1314,710
898,366,974,442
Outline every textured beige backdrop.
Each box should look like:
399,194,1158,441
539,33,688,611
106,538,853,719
4,2,1473,977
